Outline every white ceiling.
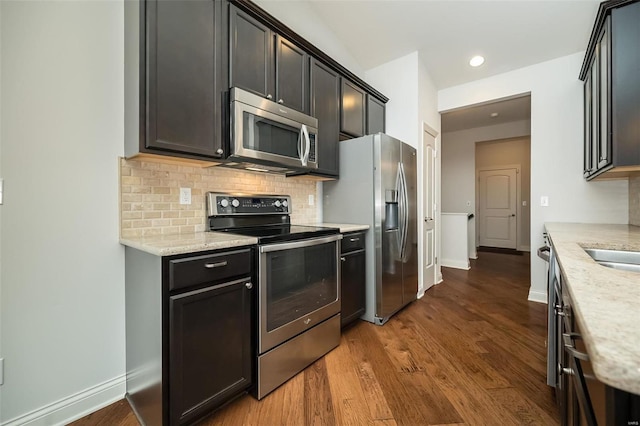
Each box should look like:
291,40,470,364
300,0,600,90
441,94,531,132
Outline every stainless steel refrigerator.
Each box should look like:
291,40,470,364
323,133,418,325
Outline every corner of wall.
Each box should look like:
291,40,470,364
630,173,640,226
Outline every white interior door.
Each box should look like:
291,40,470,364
423,129,436,291
478,168,517,249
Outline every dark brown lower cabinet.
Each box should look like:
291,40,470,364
340,231,366,328
560,285,640,426
125,246,254,426
169,279,252,425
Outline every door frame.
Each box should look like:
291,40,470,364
475,164,521,251
418,122,439,299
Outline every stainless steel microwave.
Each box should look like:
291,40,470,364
229,87,318,172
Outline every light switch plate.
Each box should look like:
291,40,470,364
308,195,314,206
540,196,549,207
179,187,191,205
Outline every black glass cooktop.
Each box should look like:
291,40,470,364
216,224,340,244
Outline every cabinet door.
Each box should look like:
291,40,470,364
340,79,366,138
597,20,611,170
583,76,593,177
275,35,308,113
366,94,386,135
310,59,340,176
146,0,223,158
229,5,273,99
169,278,253,425
590,57,599,173
340,248,366,328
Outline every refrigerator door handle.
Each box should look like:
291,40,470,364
398,163,409,262
395,164,404,257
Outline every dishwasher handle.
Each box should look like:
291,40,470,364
537,245,550,262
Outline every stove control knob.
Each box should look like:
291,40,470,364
220,199,229,208
231,199,240,208
274,200,282,208
282,200,289,208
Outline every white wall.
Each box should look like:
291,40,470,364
365,52,442,296
253,0,365,79
439,53,629,302
442,119,531,256
0,2,125,423
365,52,420,147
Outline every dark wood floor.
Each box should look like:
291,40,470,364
71,252,558,425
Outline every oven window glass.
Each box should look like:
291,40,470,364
243,112,300,159
265,241,338,331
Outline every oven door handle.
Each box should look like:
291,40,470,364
260,234,343,253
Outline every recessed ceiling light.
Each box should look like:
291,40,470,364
469,55,485,67
490,112,499,118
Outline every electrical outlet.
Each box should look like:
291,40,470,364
0,358,4,385
179,188,191,205
522,201,527,207
308,195,314,206
540,196,549,207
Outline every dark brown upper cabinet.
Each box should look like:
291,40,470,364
340,79,366,138
581,0,640,180
366,94,386,135
310,59,340,177
144,0,225,159
229,5,309,114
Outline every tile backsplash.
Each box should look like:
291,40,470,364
120,158,318,238
630,173,640,226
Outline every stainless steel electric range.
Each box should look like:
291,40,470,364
206,192,342,399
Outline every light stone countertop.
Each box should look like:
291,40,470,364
120,232,258,256
545,222,640,395
306,223,370,233
120,224,369,256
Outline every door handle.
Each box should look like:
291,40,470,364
511,214,516,217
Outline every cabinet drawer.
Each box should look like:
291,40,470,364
341,232,365,254
169,249,252,291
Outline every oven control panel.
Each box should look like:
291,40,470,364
207,192,291,216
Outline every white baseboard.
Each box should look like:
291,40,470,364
2,374,126,426
436,272,443,284
528,289,547,304
440,259,470,270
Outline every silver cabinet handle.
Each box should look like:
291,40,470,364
349,238,360,242
340,257,346,262
216,148,223,155
266,94,273,100
204,261,227,269
278,99,284,104
245,282,253,289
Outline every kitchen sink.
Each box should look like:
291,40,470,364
584,248,640,273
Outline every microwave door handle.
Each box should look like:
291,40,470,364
301,124,310,166
297,126,303,161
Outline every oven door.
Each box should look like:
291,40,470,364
232,98,318,170
258,234,341,354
